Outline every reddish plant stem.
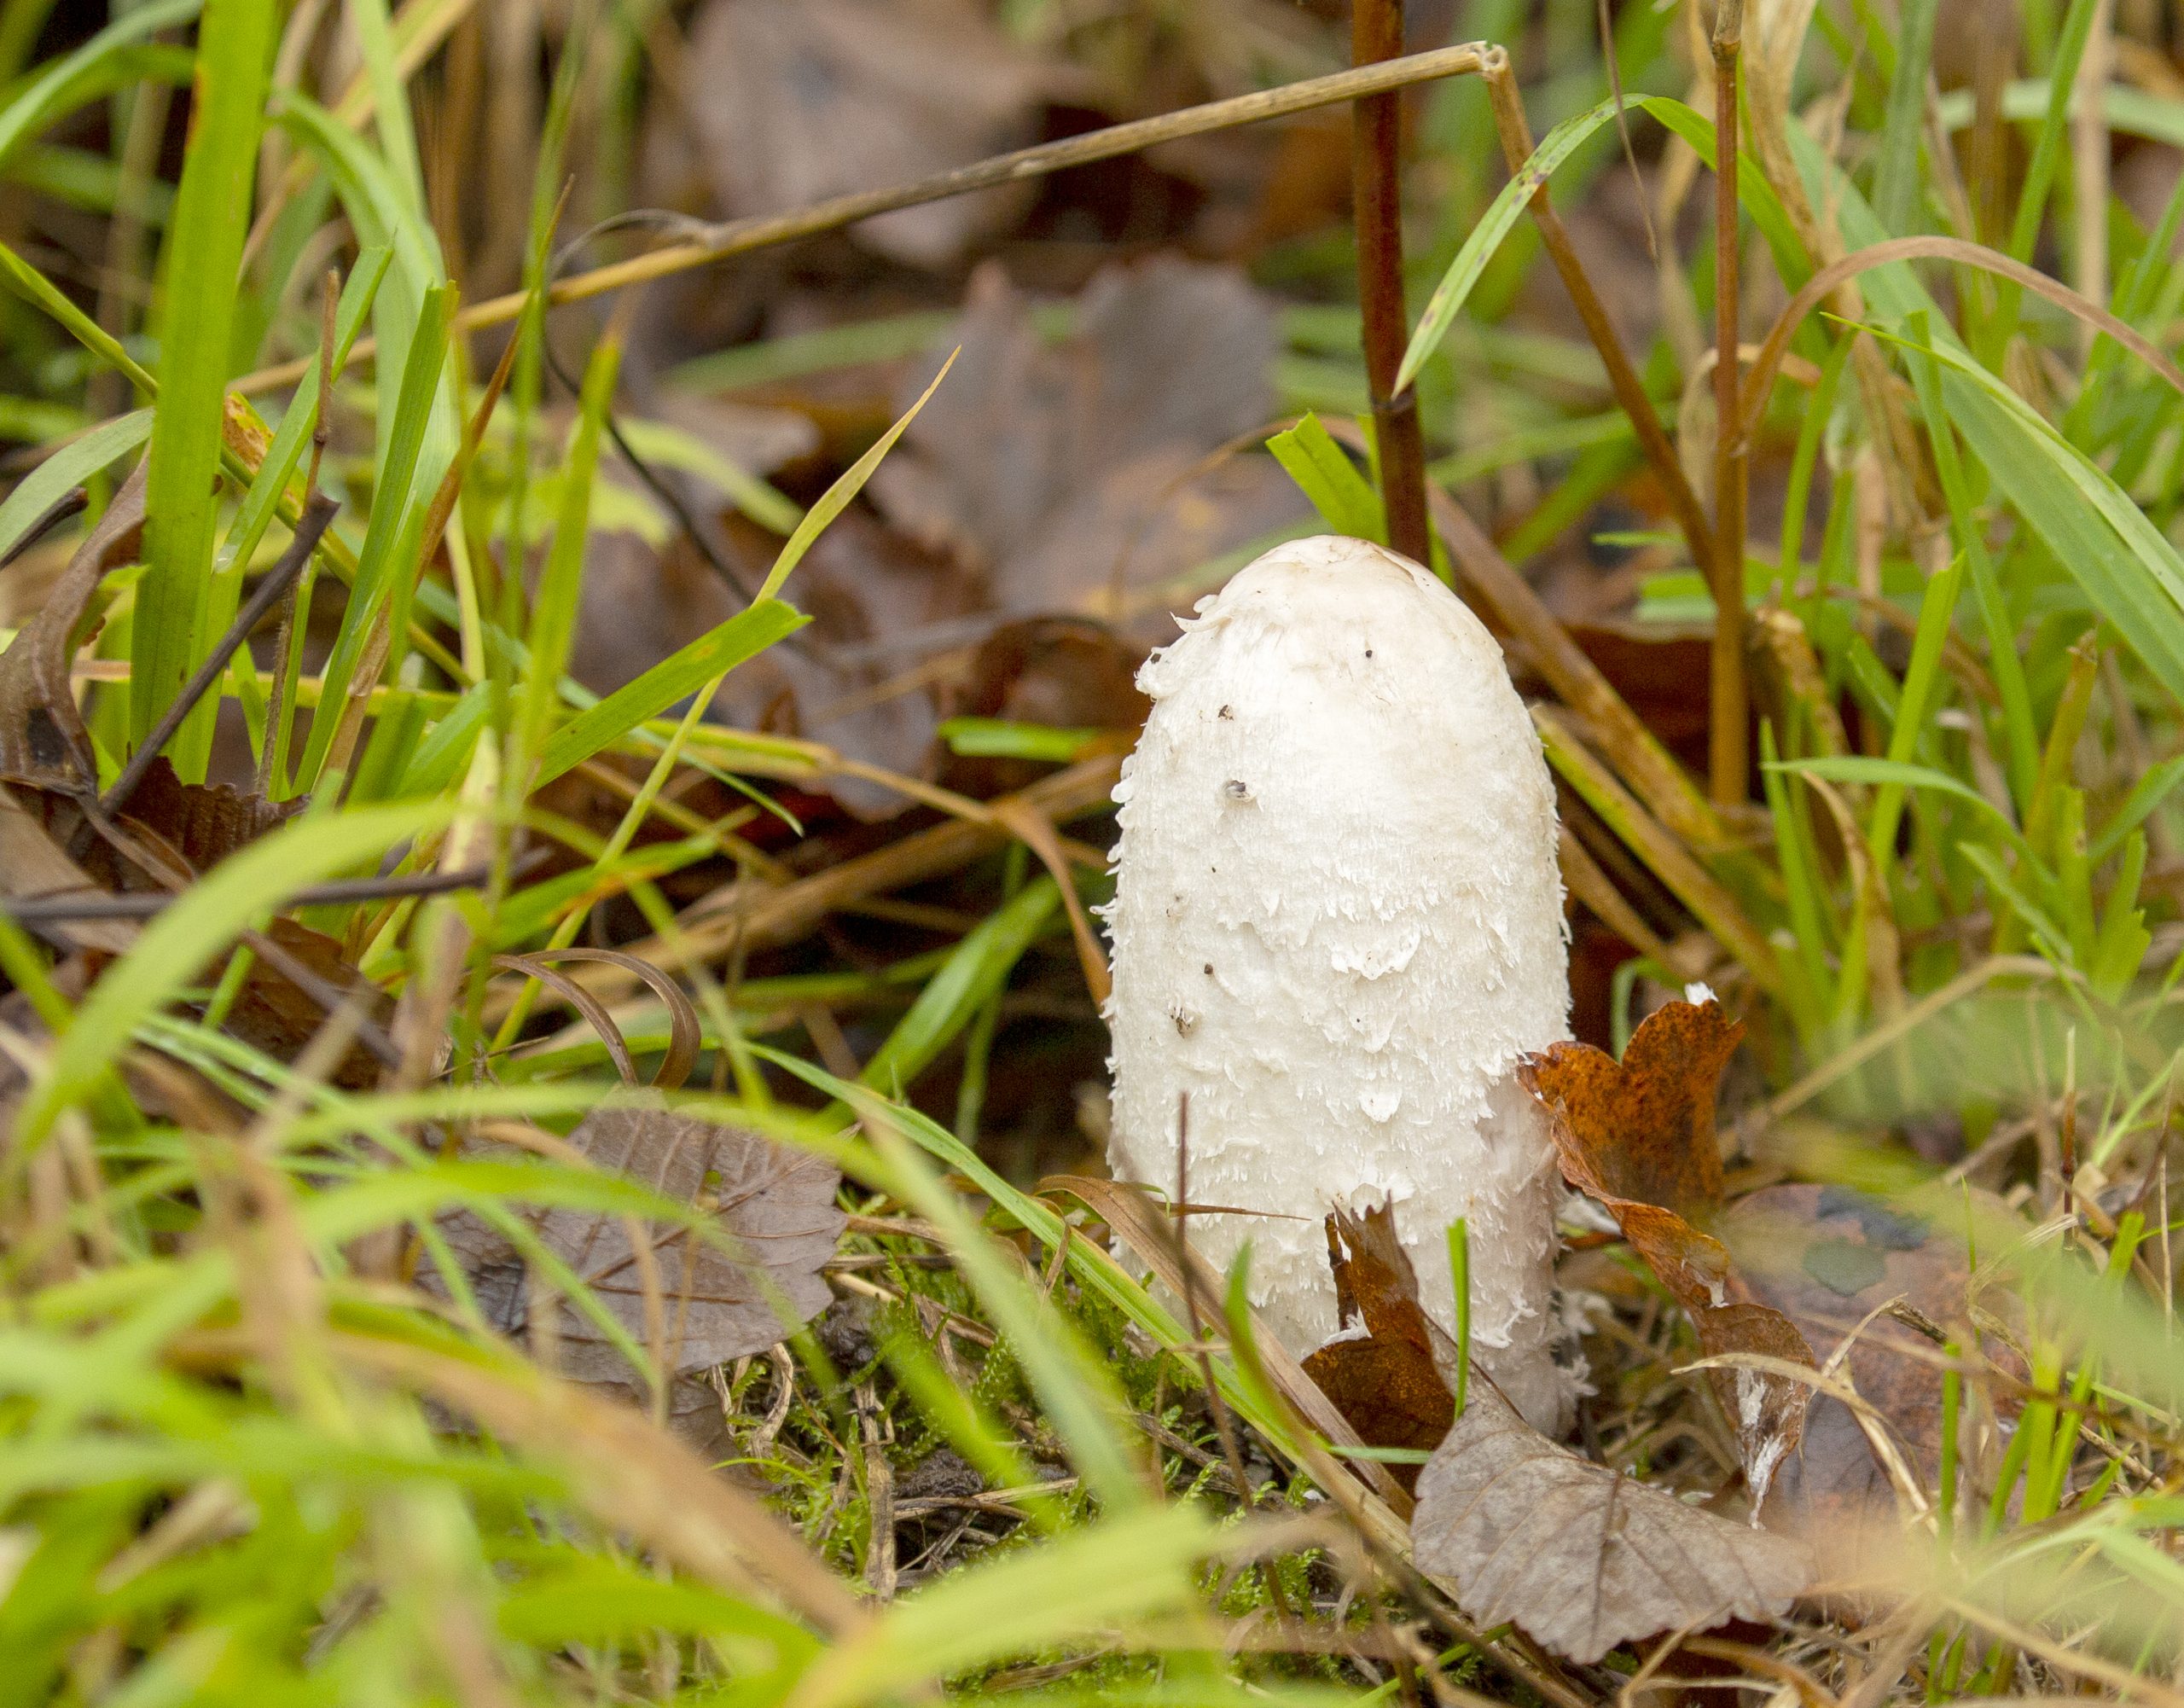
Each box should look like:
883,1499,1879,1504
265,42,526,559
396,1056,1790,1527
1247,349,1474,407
1711,0,1750,806
1350,0,1431,565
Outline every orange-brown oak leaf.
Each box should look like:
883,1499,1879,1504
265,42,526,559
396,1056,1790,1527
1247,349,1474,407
1300,1205,1454,1489
1521,999,1816,1503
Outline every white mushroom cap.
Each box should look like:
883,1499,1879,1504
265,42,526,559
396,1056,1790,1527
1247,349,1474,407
1104,535,1576,1431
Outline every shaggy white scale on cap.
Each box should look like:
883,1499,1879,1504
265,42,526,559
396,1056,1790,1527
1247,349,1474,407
1104,534,1575,1432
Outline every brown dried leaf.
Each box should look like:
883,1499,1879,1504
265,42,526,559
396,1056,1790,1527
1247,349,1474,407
682,0,1055,267
1522,997,1742,1215
1040,1172,1412,1513
7,758,292,902
1312,1200,1813,1661
113,758,294,869
1521,1000,1816,1495
0,775,377,1089
1413,1370,1811,1664
0,462,147,793
937,615,1150,798
221,918,393,1092
447,1107,845,1383
1301,1205,1454,1491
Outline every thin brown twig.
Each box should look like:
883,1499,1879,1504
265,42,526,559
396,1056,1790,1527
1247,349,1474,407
0,861,510,922
233,47,1496,397
1479,49,1715,574
1710,0,1750,806
102,491,342,816
1350,0,1430,564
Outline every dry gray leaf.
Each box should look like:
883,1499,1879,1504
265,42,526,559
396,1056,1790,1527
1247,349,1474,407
872,258,1297,616
1726,1182,2023,1531
682,0,1054,266
448,1107,845,1384
1413,1374,1810,1664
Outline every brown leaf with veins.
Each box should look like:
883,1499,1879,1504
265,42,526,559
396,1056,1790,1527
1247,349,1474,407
1521,999,1817,1500
1300,1205,1455,1491
1414,1369,1811,1664
440,1106,845,1386
1526,997,1742,1215
112,758,294,869
1303,1200,1810,1659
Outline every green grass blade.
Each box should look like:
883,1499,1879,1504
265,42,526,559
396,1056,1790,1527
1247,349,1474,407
1873,0,1938,233
756,349,958,602
761,1054,1151,1513
2,141,175,222
1867,548,1969,880
0,0,197,166
856,875,1061,1098
2092,752,2184,863
179,251,389,782
1769,756,2038,863
1933,351,2184,707
608,416,803,536
1759,722,1837,1034
1641,98,1807,259
1397,97,1618,393
1781,129,2184,713
1904,323,2040,810
0,237,158,392
1955,840,2074,965
938,717,1102,762
793,1505,1215,1707
293,283,452,795
346,0,429,226
512,326,620,785
132,0,276,768
666,311,957,394
1267,410,1382,538
0,0,58,83
0,408,149,561
2007,0,2102,270
266,91,449,446
213,247,388,578
532,598,807,789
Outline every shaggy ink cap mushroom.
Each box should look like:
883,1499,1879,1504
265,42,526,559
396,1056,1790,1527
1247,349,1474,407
1102,534,1577,1432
